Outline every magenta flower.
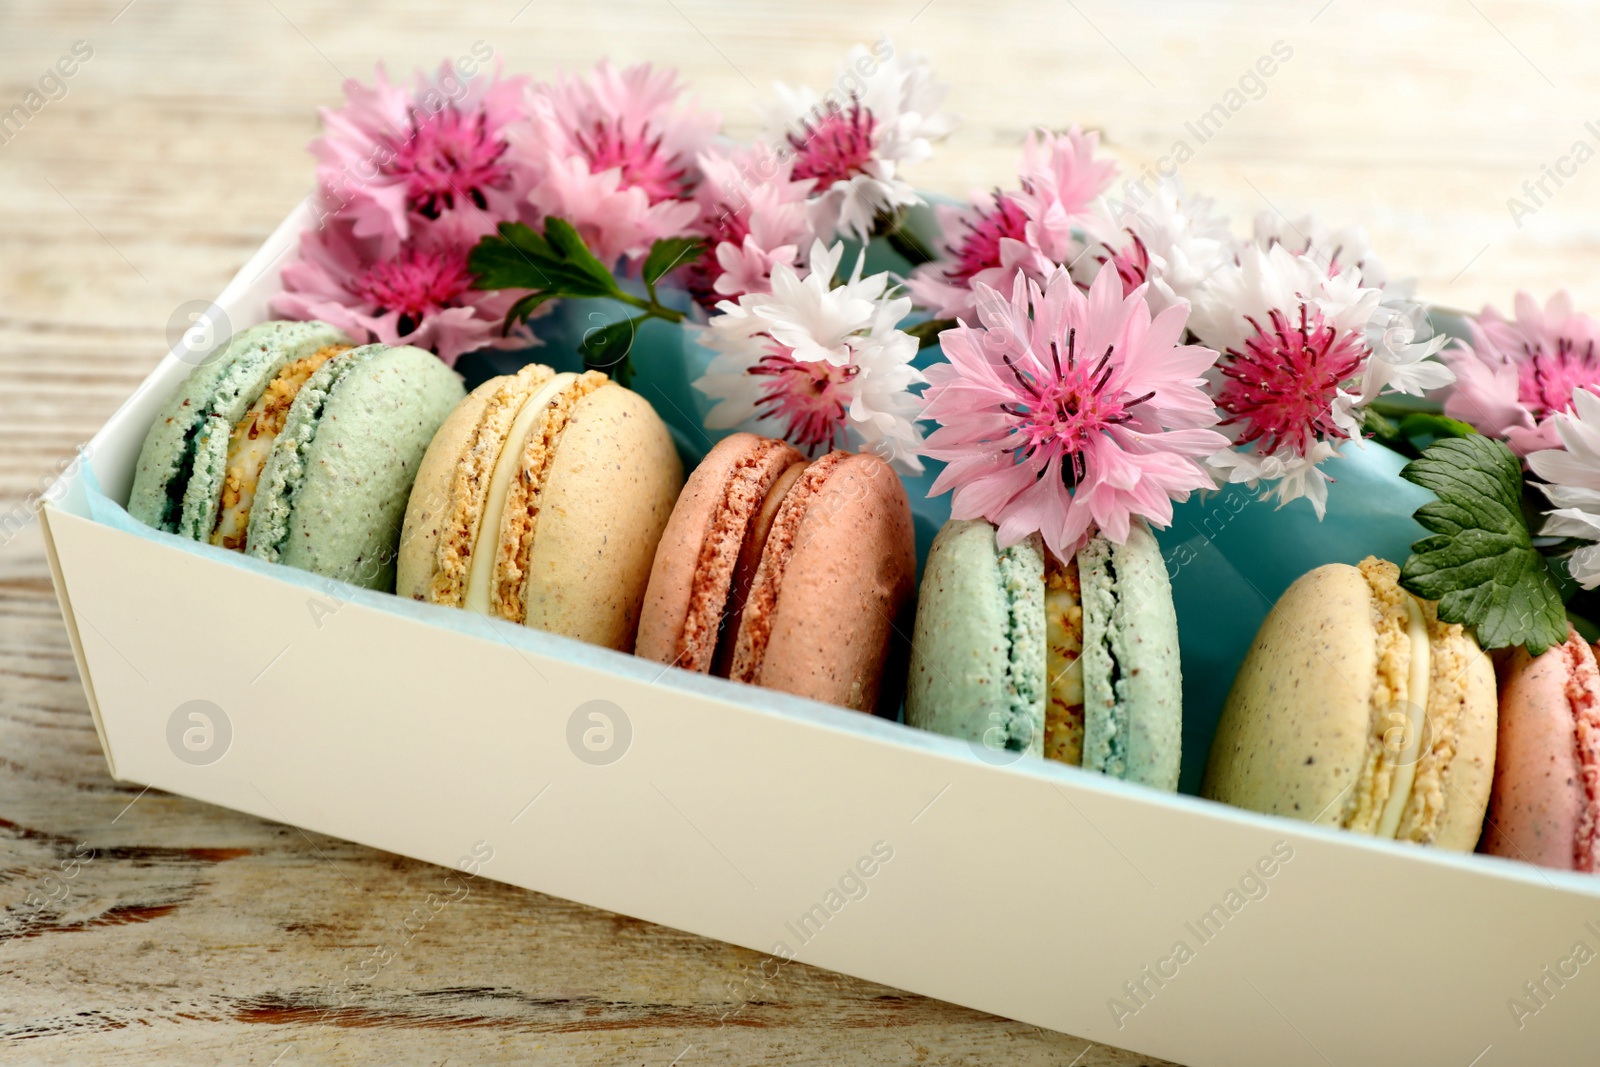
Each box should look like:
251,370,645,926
522,60,718,265
908,127,1116,322
1443,291,1600,454
311,61,536,259
272,219,531,367
921,264,1227,558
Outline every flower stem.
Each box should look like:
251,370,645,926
614,291,686,324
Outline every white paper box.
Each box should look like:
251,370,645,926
41,203,1600,1066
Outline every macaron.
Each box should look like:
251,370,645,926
636,433,916,712
129,321,464,590
1480,630,1600,872
905,517,1182,790
1203,557,1498,850
398,363,683,652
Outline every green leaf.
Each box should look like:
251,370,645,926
468,221,622,299
642,237,707,289
1399,435,1569,655
500,291,558,337
469,226,555,292
905,317,956,350
580,316,643,386
542,218,622,293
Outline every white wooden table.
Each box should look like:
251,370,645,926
3,1,1596,1062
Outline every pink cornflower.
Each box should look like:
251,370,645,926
908,126,1116,322
272,219,531,367
1443,291,1600,454
907,190,1051,321
522,60,718,265
1011,126,1120,263
311,61,535,258
921,264,1227,557
686,144,817,308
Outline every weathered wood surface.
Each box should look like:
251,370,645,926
2,0,1597,1063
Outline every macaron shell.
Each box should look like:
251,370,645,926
906,518,1045,752
128,321,346,534
518,382,683,651
395,376,503,602
636,432,759,664
743,452,916,712
1203,563,1376,824
1481,636,1600,870
248,344,464,590
635,433,801,667
1078,524,1182,790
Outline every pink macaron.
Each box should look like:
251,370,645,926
636,432,916,712
1481,630,1600,872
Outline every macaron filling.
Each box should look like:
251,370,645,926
492,371,609,622
427,365,556,608
463,372,578,615
1348,556,1486,844
729,450,850,685
211,343,349,550
1375,594,1432,839
1044,553,1086,765
1396,601,1474,843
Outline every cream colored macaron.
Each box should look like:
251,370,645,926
398,363,683,652
1203,557,1497,850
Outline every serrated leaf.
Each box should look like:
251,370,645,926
1399,435,1569,655
543,218,622,292
580,316,642,386
469,221,622,299
469,231,556,292
500,291,558,336
642,237,706,289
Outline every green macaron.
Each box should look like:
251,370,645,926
130,320,349,537
129,323,464,591
906,518,1182,790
